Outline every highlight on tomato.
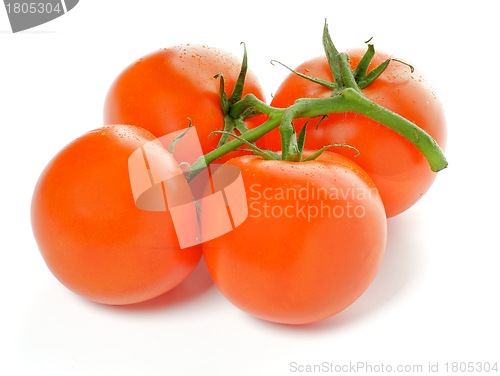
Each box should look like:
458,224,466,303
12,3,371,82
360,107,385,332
31,125,202,305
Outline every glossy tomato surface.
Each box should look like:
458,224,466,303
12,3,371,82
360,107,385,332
31,125,202,305
263,49,447,217
103,44,267,163
202,152,387,324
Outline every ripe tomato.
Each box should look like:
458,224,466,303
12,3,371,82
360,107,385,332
263,49,447,217
201,152,387,325
31,125,202,305
103,44,267,163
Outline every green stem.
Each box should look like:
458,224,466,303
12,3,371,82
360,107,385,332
185,24,447,184
230,93,276,118
188,112,283,178
340,89,447,171
187,90,447,181
294,89,447,171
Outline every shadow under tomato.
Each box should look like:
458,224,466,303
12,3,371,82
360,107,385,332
97,256,215,312
246,208,427,332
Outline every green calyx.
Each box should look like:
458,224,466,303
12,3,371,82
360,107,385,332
278,20,415,94
214,42,251,148
180,20,447,182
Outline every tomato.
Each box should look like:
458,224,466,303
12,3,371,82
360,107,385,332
201,151,387,325
263,49,447,217
31,125,202,305
103,44,267,164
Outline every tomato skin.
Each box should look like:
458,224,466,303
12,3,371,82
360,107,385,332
103,44,267,163
263,49,447,217
31,125,202,305
202,152,386,325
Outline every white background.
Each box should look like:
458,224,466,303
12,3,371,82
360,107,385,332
1,1,499,375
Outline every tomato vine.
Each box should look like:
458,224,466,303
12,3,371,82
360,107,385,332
183,20,447,182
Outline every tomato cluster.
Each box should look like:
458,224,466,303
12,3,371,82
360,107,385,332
31,33,446,324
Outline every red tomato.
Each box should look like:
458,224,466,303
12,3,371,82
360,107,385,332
263,49,447,217
201,152,387,325
31,125,202,305
103,44,267,163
